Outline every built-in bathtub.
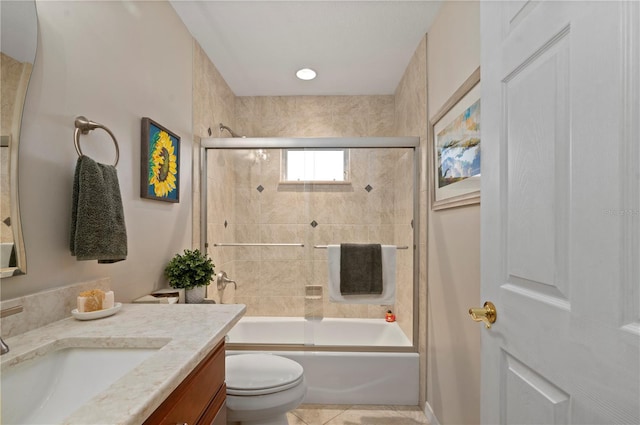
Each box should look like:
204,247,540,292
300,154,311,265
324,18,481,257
226,316,419,405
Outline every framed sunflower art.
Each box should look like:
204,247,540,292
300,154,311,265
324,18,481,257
141,117,180,203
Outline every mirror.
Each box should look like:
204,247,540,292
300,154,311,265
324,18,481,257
1,0,38,277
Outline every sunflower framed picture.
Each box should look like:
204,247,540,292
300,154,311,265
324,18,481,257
141,117,180,203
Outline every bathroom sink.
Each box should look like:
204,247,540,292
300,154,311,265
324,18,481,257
1,344,160,424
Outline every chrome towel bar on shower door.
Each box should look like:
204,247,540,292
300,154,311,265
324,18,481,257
212,243,304,247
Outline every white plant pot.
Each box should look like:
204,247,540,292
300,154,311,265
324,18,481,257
185,286,206,304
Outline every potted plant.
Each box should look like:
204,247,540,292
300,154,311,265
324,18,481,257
164,249,215,303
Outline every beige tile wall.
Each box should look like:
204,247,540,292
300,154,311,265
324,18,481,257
203,95,417,344
393,149,417,340
191,40,236,295
235,96,395,138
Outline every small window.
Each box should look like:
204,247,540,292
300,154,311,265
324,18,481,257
281,149,350,183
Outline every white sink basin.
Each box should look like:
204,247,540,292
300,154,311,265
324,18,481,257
1,345,160,424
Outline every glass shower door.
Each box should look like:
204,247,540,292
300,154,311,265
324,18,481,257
203,139,418,350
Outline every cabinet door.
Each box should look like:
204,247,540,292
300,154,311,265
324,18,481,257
143,341,225,425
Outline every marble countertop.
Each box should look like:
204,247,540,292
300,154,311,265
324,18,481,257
1,303,246,424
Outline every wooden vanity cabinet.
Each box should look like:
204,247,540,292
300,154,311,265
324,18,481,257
143,340,226,425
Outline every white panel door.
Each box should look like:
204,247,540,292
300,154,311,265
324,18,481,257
480,1,639,424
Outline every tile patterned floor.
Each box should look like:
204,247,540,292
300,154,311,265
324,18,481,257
287,404,430,425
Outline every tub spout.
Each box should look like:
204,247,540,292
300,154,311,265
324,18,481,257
217,271,237,291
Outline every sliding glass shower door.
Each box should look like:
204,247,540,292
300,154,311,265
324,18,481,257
202,137,418,350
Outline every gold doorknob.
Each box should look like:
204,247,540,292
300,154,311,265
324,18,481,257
469,301,497,328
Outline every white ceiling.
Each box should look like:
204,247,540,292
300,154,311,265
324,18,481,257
170,1,443,97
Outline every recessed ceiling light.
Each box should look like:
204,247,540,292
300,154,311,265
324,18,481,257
296,68,317,81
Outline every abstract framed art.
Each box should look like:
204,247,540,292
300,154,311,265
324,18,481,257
141,117,180,203
429,67,481,210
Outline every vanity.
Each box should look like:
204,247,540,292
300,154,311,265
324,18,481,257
143,337,226,425
0,303,245,424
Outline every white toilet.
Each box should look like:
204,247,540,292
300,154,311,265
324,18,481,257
225,353,307,425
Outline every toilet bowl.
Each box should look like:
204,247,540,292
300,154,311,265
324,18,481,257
225,353,307,425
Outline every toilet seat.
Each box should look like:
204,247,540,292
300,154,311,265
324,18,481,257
226,354,304,396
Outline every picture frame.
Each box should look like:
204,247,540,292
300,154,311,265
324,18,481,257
141,117,180,203
429,67,481,210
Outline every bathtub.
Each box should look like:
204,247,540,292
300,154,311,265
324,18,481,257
226,317,419,405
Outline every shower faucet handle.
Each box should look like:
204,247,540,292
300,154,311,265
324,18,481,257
217,271,237,291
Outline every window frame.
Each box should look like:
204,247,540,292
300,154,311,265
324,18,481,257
280,148,351,184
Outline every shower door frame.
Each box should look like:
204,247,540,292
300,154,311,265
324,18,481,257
200,137,420,353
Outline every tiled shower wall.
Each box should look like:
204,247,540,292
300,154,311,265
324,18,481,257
392,149,416,339
192,40,236,274
205,96,415,342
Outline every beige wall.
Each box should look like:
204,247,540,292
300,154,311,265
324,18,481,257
0,1,194,302
426,1,481,424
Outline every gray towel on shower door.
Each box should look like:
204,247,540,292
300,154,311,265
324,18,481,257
70,155,127,263
339,243,383,295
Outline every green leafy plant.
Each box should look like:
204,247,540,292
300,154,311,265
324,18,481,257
164,249,215,290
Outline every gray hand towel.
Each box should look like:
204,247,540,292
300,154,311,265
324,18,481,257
339,243,383,295
70,155,127,263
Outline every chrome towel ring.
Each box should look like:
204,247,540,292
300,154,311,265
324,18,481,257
74,116,120,167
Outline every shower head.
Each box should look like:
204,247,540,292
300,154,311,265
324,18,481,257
219,123,244,138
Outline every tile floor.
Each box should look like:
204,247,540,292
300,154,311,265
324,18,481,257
287,404,431,425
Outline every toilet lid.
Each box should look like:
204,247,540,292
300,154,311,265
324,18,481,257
226,354,304,396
